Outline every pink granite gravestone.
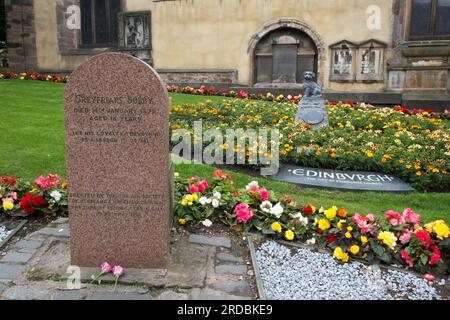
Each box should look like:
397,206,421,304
64,53,172,268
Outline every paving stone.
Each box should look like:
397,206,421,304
2,252,33,263
53,290,87,300
37,227,70,237
211,280,251,294
52,217,69,224
15,240,43,250
188,234,231,248
196,288,252,300
89,291,151,300
0,264,25,279
158,290,189,300
217,253,243,263
215,264,247,275
1,282,57,300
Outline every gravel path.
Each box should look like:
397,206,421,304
255,241,442,300
0,225,12,244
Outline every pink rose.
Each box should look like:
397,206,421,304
402,208,421,225
100,262,112,273
385,210,405,226
259,188,270,201
424,274,436,282
235,203,253,224
112,265,124,276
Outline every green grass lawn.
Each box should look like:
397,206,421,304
1,80,449,222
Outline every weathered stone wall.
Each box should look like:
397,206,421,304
5,0,37,71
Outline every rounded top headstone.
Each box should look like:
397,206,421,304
302,110,324,125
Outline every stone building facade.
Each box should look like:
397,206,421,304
4,0,450,108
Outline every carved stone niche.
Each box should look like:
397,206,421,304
356,39,387,82
329,40,357,82
254,28,318,87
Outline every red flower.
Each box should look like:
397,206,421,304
429,246,441,266
326,234,338,245
401,249,414,268
19,194,47,215
415,230,431,243
303,205,314,216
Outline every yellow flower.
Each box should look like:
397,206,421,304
361,236,368,245
347,226,353,232
181,198,188,206
2,201,14,211
435,223,449,239
377,231,397,250
178,218,186,225
337,220,345,230
350,245,360,255
271,222,282,233
318,219,331,230
416,171,422,176
324,206,337,220
192,193,199,201
61,181,68,189
345,232,352,239
334,247,350,263
285,230,295,241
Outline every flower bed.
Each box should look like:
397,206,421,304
0,71,68,83
170,100,450,191
0,175,67,217
174,170,450,276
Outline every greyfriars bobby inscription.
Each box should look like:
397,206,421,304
295,71,329,129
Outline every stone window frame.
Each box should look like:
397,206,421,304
329,39,387,83
406,0,450,41
248,19,326,87
79,0,121,48
329,40,358,82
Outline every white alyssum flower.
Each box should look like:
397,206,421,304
260,201,273,213
270,202,284,218
292,212,309,226
212,198,220,208
306,238,316,245
201,219,213,227
246,181,259,190
213,192,221,200
50,190,61,202
199,197,211,206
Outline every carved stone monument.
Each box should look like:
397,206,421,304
64,53,172,268
295,71,329,129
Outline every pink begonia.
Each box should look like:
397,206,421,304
259,188,270,201
429,247,441,266
189,184,199,194
401,250,413,268
10,192,17,200
399,229,413,244
353,213,376,235
235,203,253,224
198,180,209,193
402,208,421,225
385,210,405,226
424,274,436,282
35,174,61,189
366,214,376,222
2,197,14,204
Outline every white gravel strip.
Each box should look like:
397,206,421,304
255,241,442,300
0,225,12,243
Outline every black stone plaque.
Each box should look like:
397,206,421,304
295,97,329,129
273,45,297,82
272,165,414,192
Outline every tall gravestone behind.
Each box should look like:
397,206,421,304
64,53,171,268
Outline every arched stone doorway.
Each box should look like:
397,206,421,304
248,19,325,87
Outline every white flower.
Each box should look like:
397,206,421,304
213,192,221,200
260,201,273,213
306,238,316,245
201,219,213,227
50,190,61,202
212,199,220,208
199,197,211,206
246,181,259,190
292,212,309,226
270,202,284,218
174,172,180,178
